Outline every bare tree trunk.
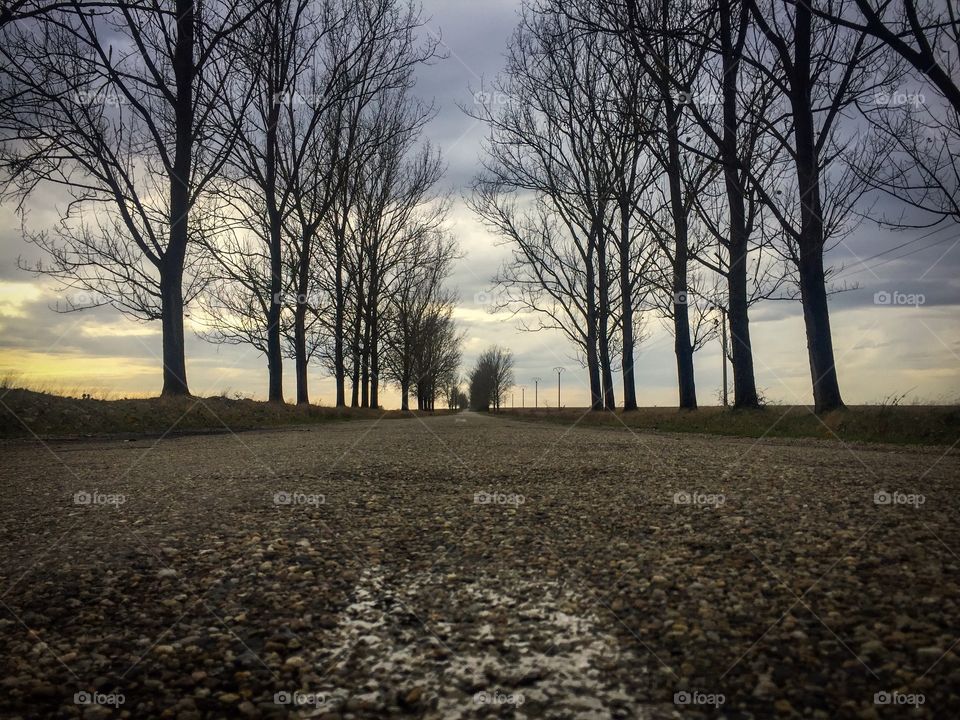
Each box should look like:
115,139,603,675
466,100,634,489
334,316,346,406
665,101,697,410
160,262,189,396
792,6,844,414
293,306,309,405
618,199,638,411
160,0,197,397
401,380,409,411
719,0,758,409
369,295,380,408
265,128,284,403
333,248,346,406
360,300,371,407
585,240,603,410
596,225,616,410
350,328,360,408
293,229,313,405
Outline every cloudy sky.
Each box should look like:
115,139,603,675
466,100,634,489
0,0,958,408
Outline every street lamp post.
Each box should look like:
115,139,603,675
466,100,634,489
521,386,525,408
532,377,541,408
553,367,565,409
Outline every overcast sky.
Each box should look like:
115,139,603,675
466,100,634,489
0,0,958,407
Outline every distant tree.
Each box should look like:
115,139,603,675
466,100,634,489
469,10,647,412
380,232,459,411
445,382,468,410
411,297,462,410
469,346,514,411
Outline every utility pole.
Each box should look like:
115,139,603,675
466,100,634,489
521,386,525,408
553,367,565,409
532,377,541,408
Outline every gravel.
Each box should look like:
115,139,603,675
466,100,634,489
0,410,957,718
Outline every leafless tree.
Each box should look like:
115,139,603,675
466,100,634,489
548,0,721,409
743,0,895,411
471,8,654,411
468,345,515,411
193,0,440,405
380,231,460,410
0,0,261,395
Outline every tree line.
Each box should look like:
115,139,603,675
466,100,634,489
471,0,958,413
0,0,462,408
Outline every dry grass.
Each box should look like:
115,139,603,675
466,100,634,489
0,382,452,439
497,404,960,446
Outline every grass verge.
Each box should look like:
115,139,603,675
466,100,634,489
0,386,451,439
497,405,960,446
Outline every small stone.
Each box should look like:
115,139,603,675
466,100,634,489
753,673,777,698
157,568,177,578
774,699,794,714
83,706,113,720
917,646,943,661
860,640,885,656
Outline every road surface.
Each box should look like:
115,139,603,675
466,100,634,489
1,411,957,718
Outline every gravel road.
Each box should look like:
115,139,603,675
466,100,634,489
1,411,958,719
